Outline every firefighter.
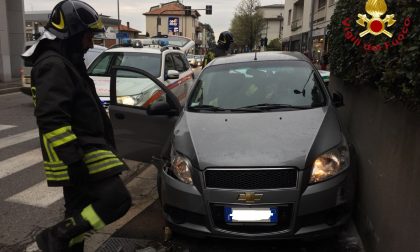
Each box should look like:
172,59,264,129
202,31,234,68
22,1,131,251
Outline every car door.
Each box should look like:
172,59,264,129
109,65,181,162
171,52,194,103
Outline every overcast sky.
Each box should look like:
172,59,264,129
24,0,285,37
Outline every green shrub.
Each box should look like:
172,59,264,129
267,38,282,51
328,0,419,110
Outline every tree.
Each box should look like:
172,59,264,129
202,23,216,48
267,38,282,51
230,0,265,50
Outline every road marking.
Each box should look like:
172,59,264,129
0,124,16,131
0,148,42,179
6,180,63,208
0,129,38,150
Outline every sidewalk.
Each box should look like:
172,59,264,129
0,79,21,95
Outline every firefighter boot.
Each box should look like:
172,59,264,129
36,215,91,252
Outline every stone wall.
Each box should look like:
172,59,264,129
330,76,420,252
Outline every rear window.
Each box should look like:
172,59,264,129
87,52,161,77
188,60,327,109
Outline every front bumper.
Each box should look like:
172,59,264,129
160,168,354,240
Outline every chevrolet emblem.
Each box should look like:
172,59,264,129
237,192,263,203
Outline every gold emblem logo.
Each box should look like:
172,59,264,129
237,192,263,203
356,0,396,38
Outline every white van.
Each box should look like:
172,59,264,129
21,43,107,96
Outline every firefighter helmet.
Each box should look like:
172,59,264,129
217,31,234,50
45,0,105,39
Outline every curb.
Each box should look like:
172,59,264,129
0,87,20,95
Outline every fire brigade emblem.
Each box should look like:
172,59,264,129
356,0,396,38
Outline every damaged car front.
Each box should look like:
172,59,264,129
108,52,355,240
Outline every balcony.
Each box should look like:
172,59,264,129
291,19,302,31
314,7,326,23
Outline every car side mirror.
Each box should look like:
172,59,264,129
332,92,344,107
167,70,180,79
147,101,179,116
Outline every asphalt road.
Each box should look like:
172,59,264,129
0,92,63,252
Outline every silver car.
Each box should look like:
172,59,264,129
108,51,355,240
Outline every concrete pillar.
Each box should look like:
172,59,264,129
0,0,25,82
0,0,12,82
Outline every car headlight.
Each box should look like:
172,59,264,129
309,137,350,184
170,153,193,185
117,94,145,106
117,96,136,106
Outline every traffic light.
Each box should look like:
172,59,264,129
185,6,191,16
206,5,212,15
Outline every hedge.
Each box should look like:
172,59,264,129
328,0,419,110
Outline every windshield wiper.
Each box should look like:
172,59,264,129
188,105,262,112
238,103,312,110
294,70,315,97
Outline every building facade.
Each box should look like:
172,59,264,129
144,1,200,41
282,0,336,62
257,4,284,46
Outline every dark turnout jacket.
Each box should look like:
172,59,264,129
29,44,127,186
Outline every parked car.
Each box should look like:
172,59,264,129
20,43,106,96
187,54,197,67
195,55,204,67
87,37,195,110
107,51,355,240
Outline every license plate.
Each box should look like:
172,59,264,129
224,207,278,223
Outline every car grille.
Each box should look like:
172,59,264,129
204,168,297,189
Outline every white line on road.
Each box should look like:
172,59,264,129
0,124,16,131
0,148,43,179
0,129,38,150
6,180,63,208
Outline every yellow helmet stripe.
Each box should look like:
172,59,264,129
51,11,65,30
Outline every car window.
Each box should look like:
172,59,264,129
172,53,188,73
180,54,191,69
165,54,176,72
87,53,113,76
188,60,326,110
88,52,161,77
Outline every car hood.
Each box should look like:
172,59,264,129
173,107,342,170
91,76,163,97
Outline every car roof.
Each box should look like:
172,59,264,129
209,51,310,66
105,46,183,55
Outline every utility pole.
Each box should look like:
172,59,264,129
117,0,120,44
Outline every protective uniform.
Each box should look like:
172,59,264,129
202,31,234,68
22,1,131,251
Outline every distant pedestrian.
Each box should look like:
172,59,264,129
321,53,329,70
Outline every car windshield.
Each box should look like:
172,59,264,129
188,60,327,111
87,52,161,77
